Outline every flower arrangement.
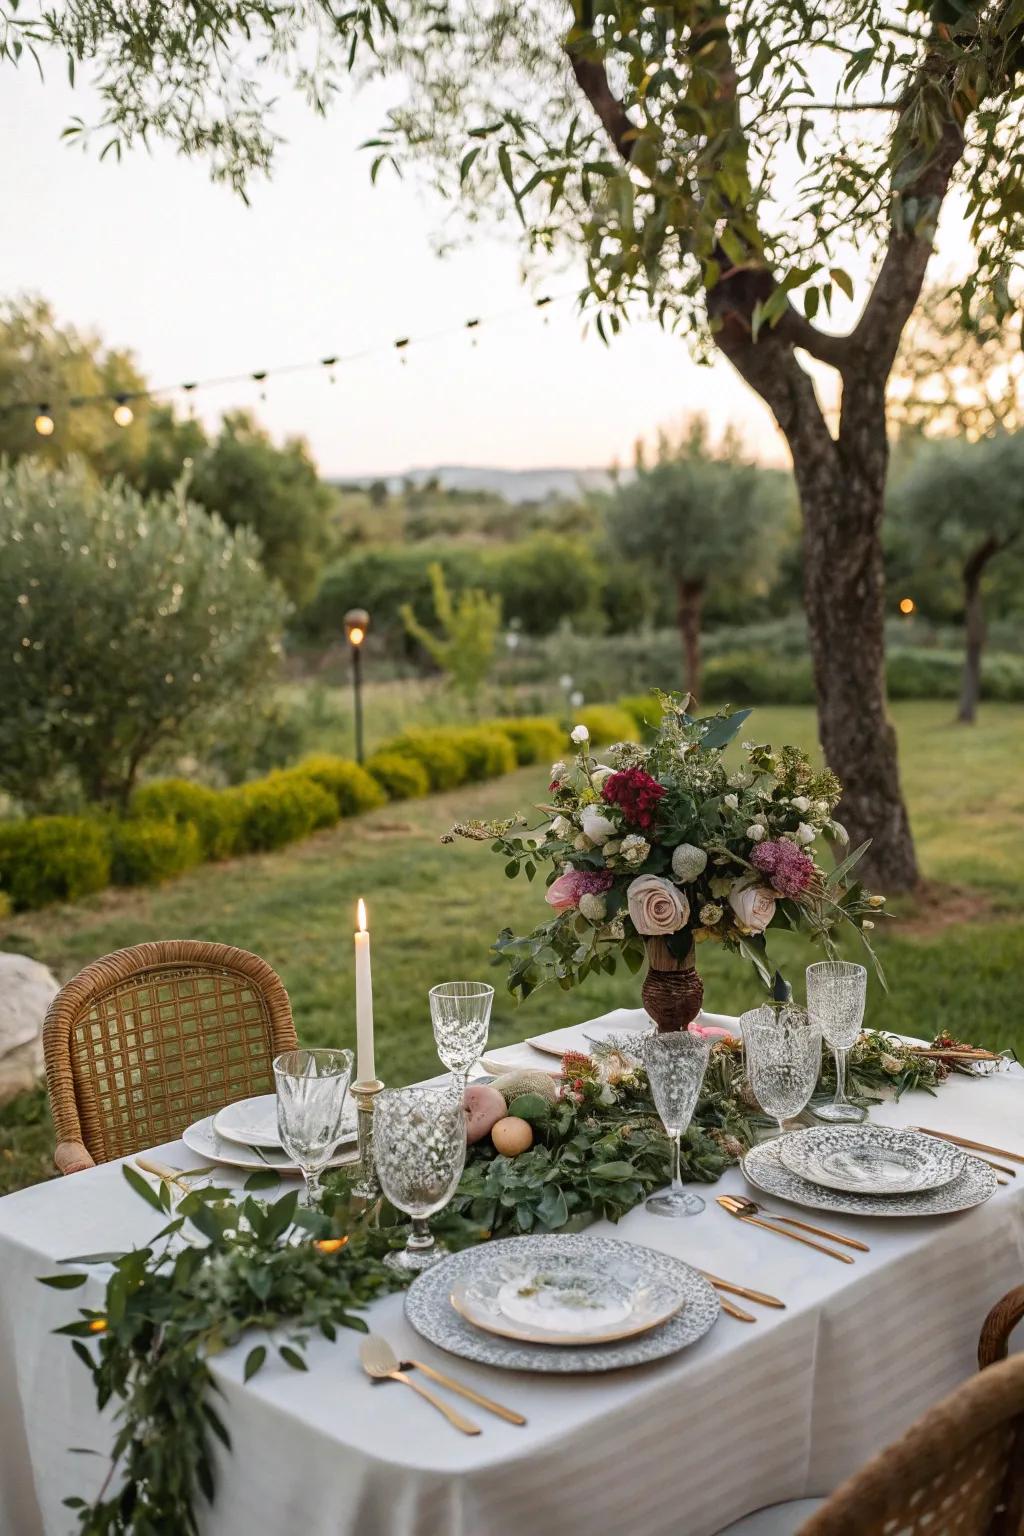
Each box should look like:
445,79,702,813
444,694,885,1003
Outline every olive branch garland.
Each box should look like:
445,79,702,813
38,1030,988,1533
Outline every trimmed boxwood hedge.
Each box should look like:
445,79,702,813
0,816,111,911
109,818,202,887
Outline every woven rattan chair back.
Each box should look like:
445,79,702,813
44,941,298,1173
797,1353,1024,1536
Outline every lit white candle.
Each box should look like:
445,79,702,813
354,898,375,1084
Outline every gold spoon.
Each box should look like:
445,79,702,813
359,1336,481,1435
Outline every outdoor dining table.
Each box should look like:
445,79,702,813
1,1006,1022,1536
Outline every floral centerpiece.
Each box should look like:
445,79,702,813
444,695,884,1028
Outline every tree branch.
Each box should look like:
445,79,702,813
564,40,637,163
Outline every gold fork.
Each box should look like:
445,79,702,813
717,1195,854,1263
726,1194,869,1252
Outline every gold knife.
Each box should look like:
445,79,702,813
912,1127,1022,1171
716,1295,757,1323
406,1358,526,1424
699,1270,786,1308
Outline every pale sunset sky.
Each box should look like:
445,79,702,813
0,57,967,478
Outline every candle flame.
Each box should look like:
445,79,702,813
356,898,367,933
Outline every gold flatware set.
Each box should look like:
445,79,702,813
717,1193,864,1263
912,1127,1021,1183
360,1334,525,1434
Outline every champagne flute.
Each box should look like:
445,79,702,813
429,981,493,1091
273,1048,354,1206
373,1085,467,1271
641,1031,712,1217
807,960,868,1123
742,1006,822,1139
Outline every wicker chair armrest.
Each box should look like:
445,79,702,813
979,1284,1024,1369
54,1140,97,1176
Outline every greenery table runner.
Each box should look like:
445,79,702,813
41,1026,997,1535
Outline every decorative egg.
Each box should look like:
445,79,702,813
463,1084,508,1144
491,1116,534,1157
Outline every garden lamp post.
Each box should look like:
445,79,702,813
344,609,370,764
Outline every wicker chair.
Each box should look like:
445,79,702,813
715,1354,1024,1535
980,1286,1024,1370
44,940,298,1173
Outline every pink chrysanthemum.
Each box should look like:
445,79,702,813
750,839,815,898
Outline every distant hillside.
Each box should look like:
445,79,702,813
334,465,627,503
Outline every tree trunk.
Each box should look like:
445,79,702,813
957,538,999,725
792,413,919,893
676,578,703,703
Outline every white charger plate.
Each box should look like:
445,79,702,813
182,1114,358,1175
213,1093,357,1151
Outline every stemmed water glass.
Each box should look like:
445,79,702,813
641,1031,712,1217
806,960,868,1123
373,1085,467,1271
741,1005,822,1139
273,1048,354,1206
429,981,494,1090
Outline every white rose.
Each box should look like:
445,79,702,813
579,892,607,922
570,724,589,744
620,834,650,867
746,823,766,842
580,805,616,845
627,875,690,936
728,882,777,933
795,822,816,845
670,843,707,882
723,793,739,810
790,795,811,813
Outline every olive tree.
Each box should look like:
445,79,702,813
0,458,288,808
10,1,1024,886
889,433,1024,722
607,419,786,700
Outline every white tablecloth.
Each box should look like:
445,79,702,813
2,1009,1023,1536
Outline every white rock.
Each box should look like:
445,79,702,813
0,952,58,1105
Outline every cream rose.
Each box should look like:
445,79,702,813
570,724,589,744
580,805,616,845
728,882,776,933
627,875,690,936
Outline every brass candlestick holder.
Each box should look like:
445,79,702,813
351,1078,384,1200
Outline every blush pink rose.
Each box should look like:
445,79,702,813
545,868,614,912
728,882,777,933
626,874,690,936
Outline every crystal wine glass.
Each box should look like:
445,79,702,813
273,1048,354,1206
373,1085,467,1271
806,960,868,1123
429,981,494,1090
641,1030,712,1217
742,1006,822,1139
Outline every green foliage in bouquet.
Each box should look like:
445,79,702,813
446,694,886,1001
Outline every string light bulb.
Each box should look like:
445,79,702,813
34,406,55,437
899,597,916,615
112,397,134,428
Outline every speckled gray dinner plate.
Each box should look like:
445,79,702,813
405,1234,720,1373
778,1124,966,1196
743,1136,997,1217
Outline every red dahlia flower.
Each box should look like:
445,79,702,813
600,768,666,831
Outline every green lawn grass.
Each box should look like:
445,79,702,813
3,701,1022,1196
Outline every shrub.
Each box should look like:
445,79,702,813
448,727,517,781
485,716,564,765
381,730,468,791
576,704,637,744
0,459,288,810
0,816,111,911
227,773,337,852
617,694,665,741
365,751,430,801
701,652,816,705
109,818,202,886
291,754,387,816
130,779,241,860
